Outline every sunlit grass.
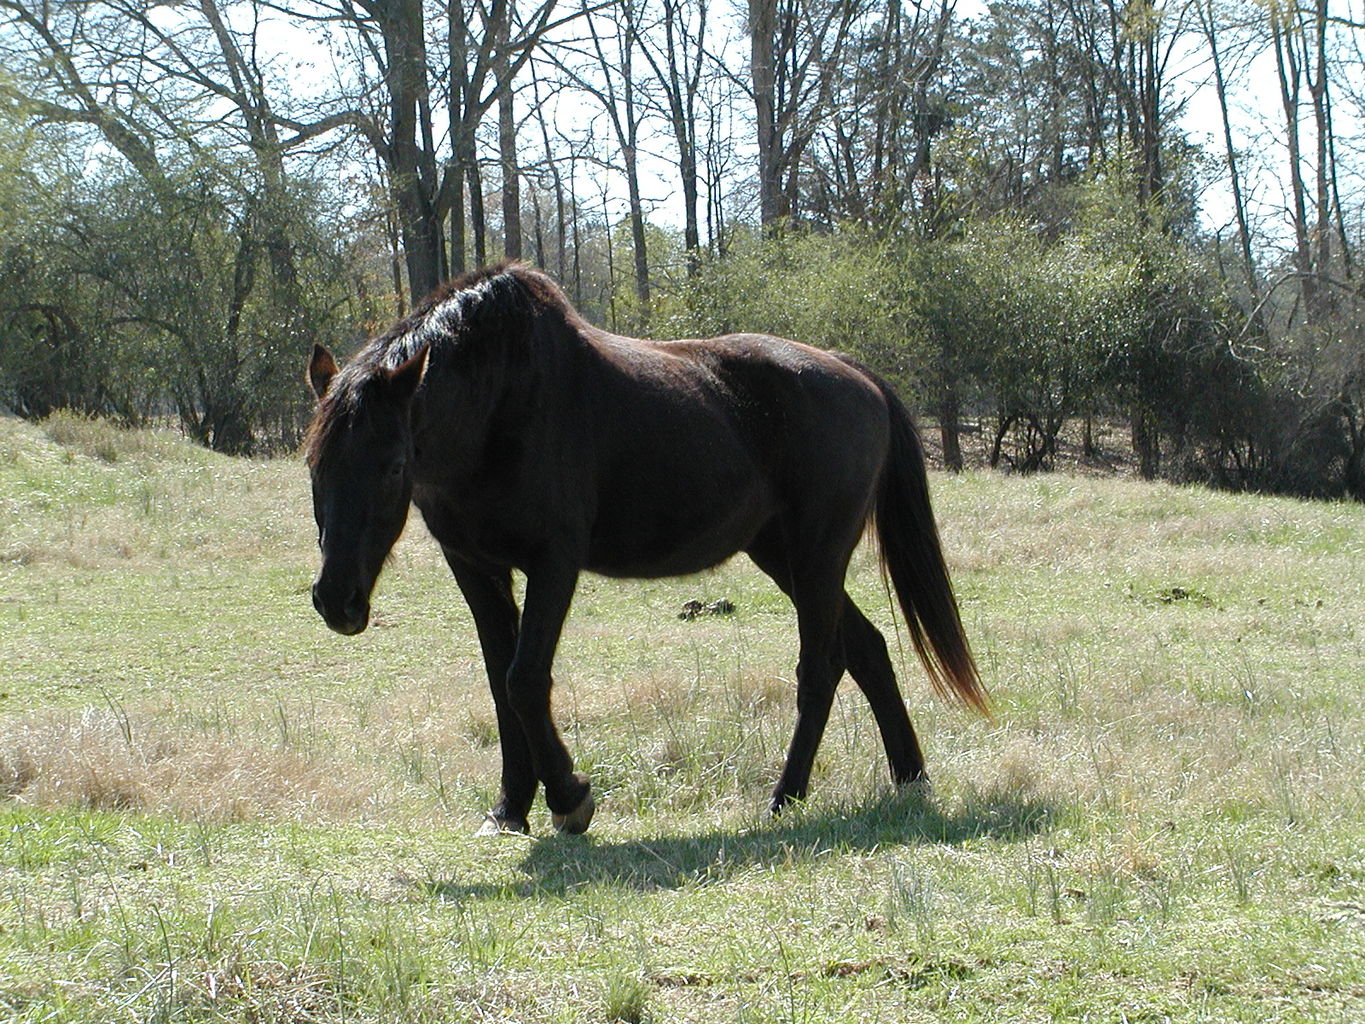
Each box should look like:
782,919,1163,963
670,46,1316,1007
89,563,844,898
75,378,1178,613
1,414,1362,1022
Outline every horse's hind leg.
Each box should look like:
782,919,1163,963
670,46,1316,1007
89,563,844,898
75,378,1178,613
841,597,928,787
774,580,848,812
747,528,853,813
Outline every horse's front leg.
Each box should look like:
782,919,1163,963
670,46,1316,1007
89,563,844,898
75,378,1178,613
506,561,595,834
444,553,538,835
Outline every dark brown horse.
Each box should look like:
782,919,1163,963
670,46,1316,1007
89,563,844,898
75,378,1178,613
306,263,987,835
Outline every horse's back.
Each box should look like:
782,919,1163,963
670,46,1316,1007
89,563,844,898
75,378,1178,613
667,332,891,491
581,331,890,576
593,329,888,477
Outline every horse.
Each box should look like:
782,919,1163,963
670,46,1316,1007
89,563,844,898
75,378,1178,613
305,262,988,836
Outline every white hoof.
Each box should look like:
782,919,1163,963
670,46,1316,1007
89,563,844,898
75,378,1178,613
475,814,529,837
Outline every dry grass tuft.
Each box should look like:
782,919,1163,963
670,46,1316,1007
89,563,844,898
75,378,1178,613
0,707,375,822
2,413,311,569
39,411,175,464
461,710,501,749
188,959,342,1021
984,736,1063,800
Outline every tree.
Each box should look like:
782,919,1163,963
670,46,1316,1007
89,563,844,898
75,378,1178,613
444,0,574,271
805,0,955,229
1196,0,1260,306
553,0,653,321
747,0,866,228
0,0,357,449
634,0,710,272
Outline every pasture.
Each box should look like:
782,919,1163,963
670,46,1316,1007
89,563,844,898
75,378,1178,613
1,412,1362,1023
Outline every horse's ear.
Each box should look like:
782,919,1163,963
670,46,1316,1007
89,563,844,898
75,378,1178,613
386,344,429,402
308,344,340,400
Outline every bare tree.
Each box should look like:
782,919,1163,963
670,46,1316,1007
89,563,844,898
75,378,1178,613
1196,0,1260,304
805,0,954,228
634,0,710,273
445,0,581,271
496,4,524,260
528,60,571,281
553,0,653,322
747,0,867,228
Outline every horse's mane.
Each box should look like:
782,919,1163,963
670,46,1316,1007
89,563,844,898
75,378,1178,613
305,262,583,469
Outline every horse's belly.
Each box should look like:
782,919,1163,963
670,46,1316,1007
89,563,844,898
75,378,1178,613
585,482,773,578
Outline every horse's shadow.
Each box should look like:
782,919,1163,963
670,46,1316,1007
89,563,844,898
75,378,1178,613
426,785,1062,901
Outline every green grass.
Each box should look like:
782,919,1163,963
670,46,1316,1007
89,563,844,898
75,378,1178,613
1,413,1362,1022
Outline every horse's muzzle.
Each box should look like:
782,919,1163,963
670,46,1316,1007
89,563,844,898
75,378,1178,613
312,578,369,636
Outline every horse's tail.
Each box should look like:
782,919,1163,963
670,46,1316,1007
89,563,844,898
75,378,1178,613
869,375,990,715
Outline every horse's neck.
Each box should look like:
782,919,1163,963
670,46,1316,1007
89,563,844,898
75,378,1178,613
417,324,531,434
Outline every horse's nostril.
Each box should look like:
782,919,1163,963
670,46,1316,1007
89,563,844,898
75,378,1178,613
344,588,366,623
312,580,368,634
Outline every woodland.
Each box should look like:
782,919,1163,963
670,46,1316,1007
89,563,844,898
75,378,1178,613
0,0,1362,498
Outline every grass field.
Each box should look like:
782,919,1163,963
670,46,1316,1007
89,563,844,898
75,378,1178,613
1,411,1362,1023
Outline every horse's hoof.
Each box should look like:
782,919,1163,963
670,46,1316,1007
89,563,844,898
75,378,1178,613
476,814,530,837
902,774,933,799
551,790,595,835
768,793,804,817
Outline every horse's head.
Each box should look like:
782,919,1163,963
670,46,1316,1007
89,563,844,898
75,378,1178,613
305,343,428,635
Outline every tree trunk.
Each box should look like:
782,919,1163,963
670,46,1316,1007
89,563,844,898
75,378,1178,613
626,147,651,321
1132,405,1160,480
1306,0,1337,315
618,19,651,320
470,150,488,266
938,386,964,472
448,154,467,274
1199,0,1258,303
635,0,705,274
448,0,470,274
749,0,783,227
1270,7,1317,319
378,0,443,298
496,7,523,260
530,63,568,280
